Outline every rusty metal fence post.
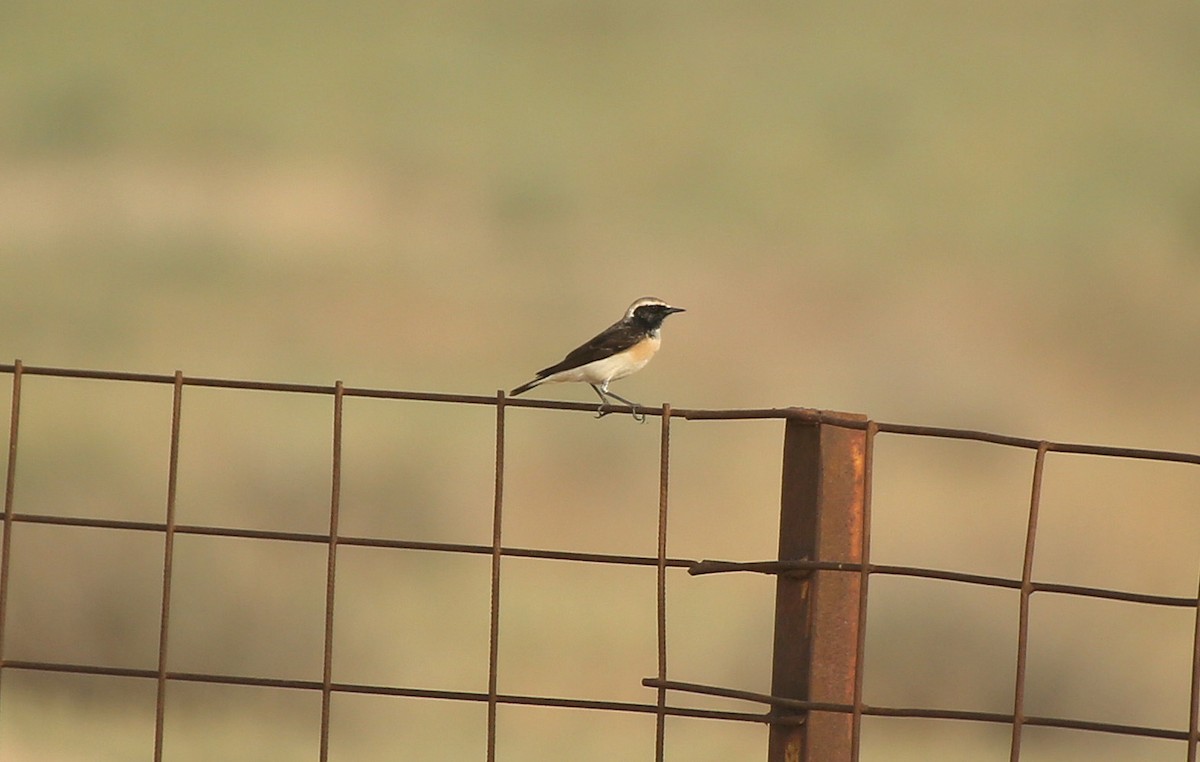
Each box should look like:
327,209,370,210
768,416,867,762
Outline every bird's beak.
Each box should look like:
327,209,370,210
667,306,686,315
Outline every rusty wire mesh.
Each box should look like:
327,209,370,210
0,360,1197,761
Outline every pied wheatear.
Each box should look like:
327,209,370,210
510,297,685,421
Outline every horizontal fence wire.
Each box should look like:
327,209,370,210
686,559,1198,608
2,362,1197,464
0,361,1198,761
0,657,782,725
640,678,1196,742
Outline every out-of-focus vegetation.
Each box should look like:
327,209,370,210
1,2,1198,760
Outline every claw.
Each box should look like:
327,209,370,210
590,383,646,422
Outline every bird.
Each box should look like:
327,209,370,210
510,297,685,421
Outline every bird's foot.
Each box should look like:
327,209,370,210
594,402,645,422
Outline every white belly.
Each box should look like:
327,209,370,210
545,336,661,387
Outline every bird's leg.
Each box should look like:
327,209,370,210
600,388,646,423
589,384,613,418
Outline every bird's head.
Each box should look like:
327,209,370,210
625,297,685,329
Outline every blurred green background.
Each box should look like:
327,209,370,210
1,1,1198,760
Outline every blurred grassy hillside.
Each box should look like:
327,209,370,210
1,2,1198,760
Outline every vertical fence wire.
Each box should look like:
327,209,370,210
487,391,507,762
319,381,345,762
850,421,878,760
0,360,22,706
152,371,184,762
1009,443,1048,762
654,404,672,762
1189,570,1200,762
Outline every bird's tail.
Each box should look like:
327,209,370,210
509,377,543,397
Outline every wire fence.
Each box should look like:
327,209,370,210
0,360,1198,761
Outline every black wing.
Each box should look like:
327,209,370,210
535,320,645,377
